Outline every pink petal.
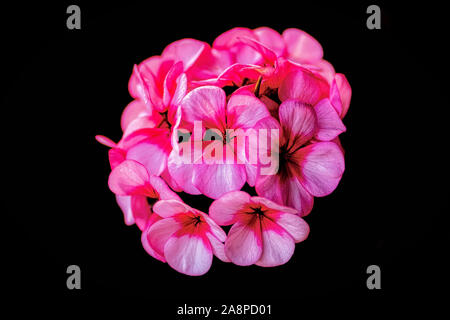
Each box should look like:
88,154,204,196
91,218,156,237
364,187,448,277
250,196,298,215
130,195,151,230
279,99,317,148
209,191,251,225
282,28,323,63
236,36,277,65
254,27,286,57
213,27,256,49
115,195,135,226
152,199,191,218
278,68,329,105
162,39,206,71
314,98,346,141
227,87,271,129
193,163,246,199
164,234,213,276
255,174,314,216
225,221,262,266
108,148,126,169
207,233,230,263
335,73,352,118
95,135,117,148
199,212,227,242
141,224,166,263
295,141,345,197
108,160,150,196
180,86,227,130
147,217,181,257
162,61,184,108
167,152,201,195
148,175,181,201
126,137,171,176
120,99,150,132
275,213,310,243
255,219,295,267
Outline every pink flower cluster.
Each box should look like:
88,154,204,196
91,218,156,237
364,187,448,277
96,27,351,276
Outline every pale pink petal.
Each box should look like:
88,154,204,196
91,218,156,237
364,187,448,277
225,221,262,266
314,98,346,141
207,233,230,263
147,217,181,257
335,73,352,118
162,61,184,108
193,163,246,199
108,160,149,195
278,68,329,105
282,28,323,63
209,191,252,225
295,141,345,197
279,99,317,147
164,235,213,276
180,86,227,129
275,213,310,243
256,219,295,267
152,199,191,218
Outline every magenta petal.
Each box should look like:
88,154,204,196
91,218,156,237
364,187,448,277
209,191,251,226
296,141,345,197
225,221,262,266
213,27,256,49
95,135,117,148
314,98,346,141
193,163,246,199
282,28,323,63
149,175,181,201
164,235,213,276
275,213,310,243
130,195,151,230
255,219,295,267
108,160,149,195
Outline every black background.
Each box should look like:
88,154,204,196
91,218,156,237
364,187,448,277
2,0,448,315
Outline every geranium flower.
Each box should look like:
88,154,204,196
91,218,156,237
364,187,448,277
255,99,345,216
209,191,309,266
142,199,228,276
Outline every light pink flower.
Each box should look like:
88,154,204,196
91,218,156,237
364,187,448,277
255,99,345,216
209,191,309,267
168,86,274,199
143,199,228,276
